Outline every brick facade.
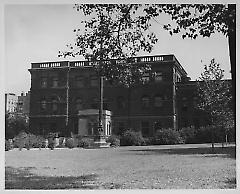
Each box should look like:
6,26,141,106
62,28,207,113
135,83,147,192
28,55,210,137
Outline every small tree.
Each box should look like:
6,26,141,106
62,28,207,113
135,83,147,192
197,59,233,151
5,113,29,140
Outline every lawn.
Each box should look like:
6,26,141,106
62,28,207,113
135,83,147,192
5,143,236,189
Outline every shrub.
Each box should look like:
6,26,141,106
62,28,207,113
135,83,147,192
13,131,28,150
179,126,196,144
25,134,37,150
48,137,55,150
194,125,224,144
65,138,75,149
227,126,236,143
5,140,11,151
31,135,45,149
155,128,183,145
106,135,120,147
78,138,92,148
120,129,145,146
142,137,155,146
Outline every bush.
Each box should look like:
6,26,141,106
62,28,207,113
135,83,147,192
12,132,45,150
5,140,12,151
194,125,224,144
65,138,75,149
106,135,120,147
120,129,145,146
179,126,196,144
178,125,229,144
227,126,236,143
48,137,55,149
154,128,183,145
25,134,37,150
78,138,92,148
142,137,155,146
13,131,28,150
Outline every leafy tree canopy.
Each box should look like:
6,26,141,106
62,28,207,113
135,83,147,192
59,4,235,87
197,59,233,128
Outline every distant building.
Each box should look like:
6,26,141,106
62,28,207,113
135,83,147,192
28,54,214,137
5,93,18,113
17,92,30,116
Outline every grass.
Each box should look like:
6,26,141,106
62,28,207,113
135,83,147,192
5,143,236,189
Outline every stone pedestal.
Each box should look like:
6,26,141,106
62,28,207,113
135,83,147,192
91,135,110,148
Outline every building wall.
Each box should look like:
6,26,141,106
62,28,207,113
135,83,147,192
5,93,18,113
28,55,198,137
17,92,30,115
176,82,211,129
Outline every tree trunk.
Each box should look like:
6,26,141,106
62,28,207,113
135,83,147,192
127,86,131,128
211,128,215,152
227,4,236,127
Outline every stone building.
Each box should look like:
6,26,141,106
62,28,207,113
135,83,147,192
28,54,210,137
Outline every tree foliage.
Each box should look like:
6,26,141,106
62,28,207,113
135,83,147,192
59,4,235,87
197,59,233,128
151,4,235,39
59,4,158,87
5,113,28,139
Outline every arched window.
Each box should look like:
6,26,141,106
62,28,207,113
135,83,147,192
141,95,150,108
106,121,111,135
154,95,163,107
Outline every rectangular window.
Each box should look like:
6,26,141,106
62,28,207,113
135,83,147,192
40,77,47,88
90,75,98,87
118,122,125,135
141,121,150,137
75,76,84,88
155,72,163,82
154,96,163,107
52,77,58,87
142,73,150,82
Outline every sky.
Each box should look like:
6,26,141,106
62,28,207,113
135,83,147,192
4,4,232,96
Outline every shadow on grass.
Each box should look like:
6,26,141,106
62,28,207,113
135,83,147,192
223,177,236,189
5,166,121,190
128,146,236,159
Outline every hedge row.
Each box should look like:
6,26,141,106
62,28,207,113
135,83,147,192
5,125,235,151
115,126,235,146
